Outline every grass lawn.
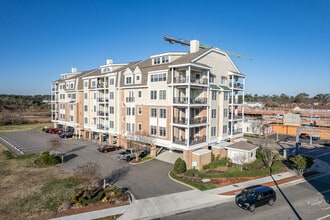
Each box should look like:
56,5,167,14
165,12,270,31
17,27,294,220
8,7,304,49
0,144,83,220
0,122,53,132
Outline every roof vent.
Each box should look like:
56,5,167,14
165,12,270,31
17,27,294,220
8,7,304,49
106,59,113,65
71,68,77,73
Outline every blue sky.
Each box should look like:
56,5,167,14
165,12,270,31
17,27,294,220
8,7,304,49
1,0,329,97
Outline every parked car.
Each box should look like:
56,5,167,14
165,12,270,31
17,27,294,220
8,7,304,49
117,149,136,161
299,133,309,139
235,185,276,212
97,145,121,153
58,132,73,138
48,128,62,134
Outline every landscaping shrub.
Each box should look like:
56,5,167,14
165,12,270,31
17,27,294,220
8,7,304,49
173,158,186,174
39,151,60,166
184,169,200,177
203,157,229,170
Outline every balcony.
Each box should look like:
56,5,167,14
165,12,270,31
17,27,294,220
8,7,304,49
173,97,188,104
229,82,244,89
97,111,108,116
173,117,187,125
229,128,243,135
190,117,207,124
174,77,188,84
189,135,206,145
126,97,135,103
173,136,187,145
172,135,206,146
191,97,207,104
190,78,208,85
228,114,243,120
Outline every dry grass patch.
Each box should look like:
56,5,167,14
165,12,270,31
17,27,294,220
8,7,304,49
0,144,81,220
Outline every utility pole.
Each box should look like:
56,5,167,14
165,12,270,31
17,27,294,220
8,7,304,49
310,107,313,145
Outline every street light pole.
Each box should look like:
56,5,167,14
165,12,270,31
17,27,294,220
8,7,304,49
310,107,313,145
276,113,279,142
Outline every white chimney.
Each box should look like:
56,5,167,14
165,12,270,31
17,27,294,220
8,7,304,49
106,59,113,65
71,67,77,73
190,40,200,53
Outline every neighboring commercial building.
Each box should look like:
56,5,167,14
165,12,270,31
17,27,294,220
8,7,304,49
50,40,246,168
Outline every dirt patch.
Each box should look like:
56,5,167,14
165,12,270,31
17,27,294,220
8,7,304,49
212,177,260,187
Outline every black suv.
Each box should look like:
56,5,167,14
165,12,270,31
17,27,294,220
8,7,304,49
235,185,276,212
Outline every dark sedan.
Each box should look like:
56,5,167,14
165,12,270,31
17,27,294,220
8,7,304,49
97,145,121,153
58,132,73,138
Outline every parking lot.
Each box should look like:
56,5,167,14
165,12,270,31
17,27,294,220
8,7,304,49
0,131,190,199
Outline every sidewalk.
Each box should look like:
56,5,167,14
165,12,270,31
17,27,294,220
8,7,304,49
52,158,329,220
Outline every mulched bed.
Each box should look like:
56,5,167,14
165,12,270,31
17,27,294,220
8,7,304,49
56,202,129,217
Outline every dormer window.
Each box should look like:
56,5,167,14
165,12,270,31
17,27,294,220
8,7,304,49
153,57,160,65
162,56,169,63
125,76,132,85
153,55,170,65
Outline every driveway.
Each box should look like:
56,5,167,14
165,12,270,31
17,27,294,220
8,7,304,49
0,131,190,199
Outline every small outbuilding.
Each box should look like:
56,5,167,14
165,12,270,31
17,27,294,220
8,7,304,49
225,141,259,165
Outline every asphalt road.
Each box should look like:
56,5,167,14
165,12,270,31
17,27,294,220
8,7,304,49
0,131,191,199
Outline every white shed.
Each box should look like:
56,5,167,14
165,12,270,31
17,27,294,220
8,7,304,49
225,142,259,164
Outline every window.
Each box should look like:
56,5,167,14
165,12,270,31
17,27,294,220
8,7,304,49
150,90,157,100
150,73,166,82
93,92,97,99
91,80,96,88
211,109,217,118
211,126,216,136
126,107,135,116
125,76,132,85
136,75,140,81
138,107,142,115
70,104,73,111
70,115,74,121
84,93,88,99
151,108,157,117
159,127,166,137
159,90,166,100
138,91,142,97
93,105,96,112
110,121,114,129
109,92,114,99
224,108,228,117
212,91,217,100
84,117,88,124
160,109,166,118
109,106,114,114
223,125,228,134
138,123,142,131
109,78,114,85
84,105,88,111
224,92,229,101
84,81,88,88
209,75,215,83
153,57,160,65
150,126,157,135
221,76,227,85
162,56,169,63
126,123,131,132
70,83,74,89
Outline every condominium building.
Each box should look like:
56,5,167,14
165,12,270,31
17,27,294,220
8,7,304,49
51,40,245,168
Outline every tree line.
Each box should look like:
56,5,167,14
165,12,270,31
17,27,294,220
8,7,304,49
0,94,50,111
244,93,330,108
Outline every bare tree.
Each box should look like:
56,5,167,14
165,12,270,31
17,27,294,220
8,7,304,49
126,131,153,161
74,162,102,189
48,137,62,151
